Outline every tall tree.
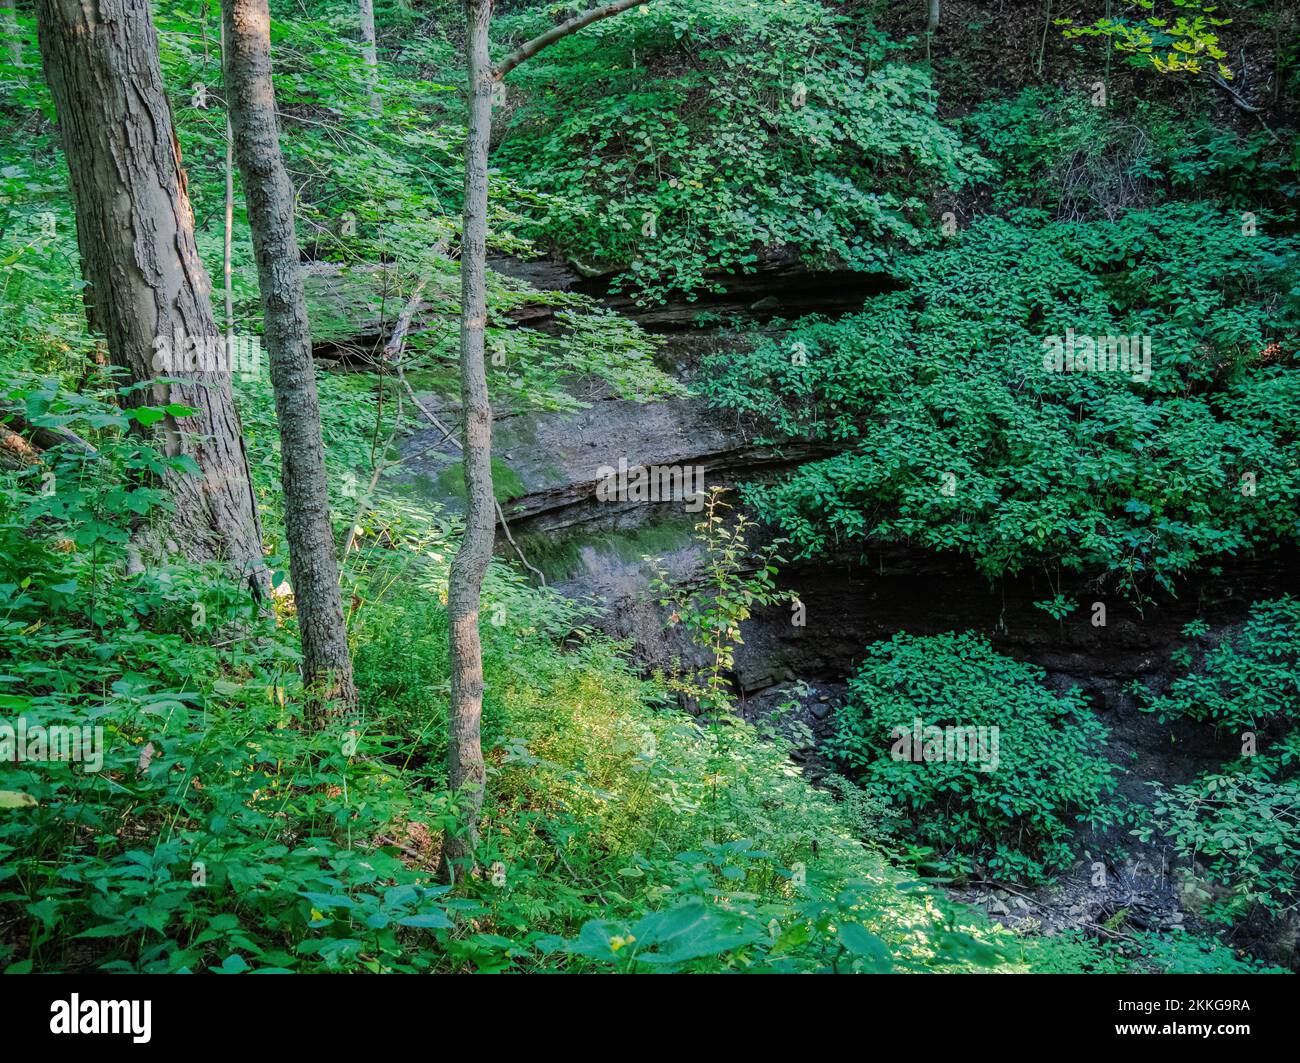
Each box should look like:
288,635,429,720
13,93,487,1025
34,0,266,591
442,0,649,875
223,0,357,714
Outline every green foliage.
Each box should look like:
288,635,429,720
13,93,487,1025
1140,772,1300,924
494,0,986,302
1143,597,1300,732
538,863,970,974
704,205,1300,595
7,0,1298,977
1058,0,1233,80
0,380,1018,973
650,488,788,715
1134,597,1300,927
964,87,1298,214
827,632,1123,883
0,155,94,384
1024,927,1284,973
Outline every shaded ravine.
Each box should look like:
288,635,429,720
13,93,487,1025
381,256,1300,969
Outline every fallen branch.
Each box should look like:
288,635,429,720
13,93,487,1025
0,425,41,467
382,278,430,361
0,404,97,456
1207,71,1262,112
1207,72,1279,142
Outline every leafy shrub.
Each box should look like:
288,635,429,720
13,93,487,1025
704,206,1300,595
0,379,1021,973
1144,597,1300,732
494,0,986,302
649,488,787,715
1135,597,1300,928
1139,773,1300,925
827,632,1123,883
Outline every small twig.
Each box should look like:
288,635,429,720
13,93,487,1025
1207,71,1263,113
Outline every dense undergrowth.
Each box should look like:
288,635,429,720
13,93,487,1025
1,383,1282,972
3,0,1298,974
0,384,1020,972
702,205,1300,597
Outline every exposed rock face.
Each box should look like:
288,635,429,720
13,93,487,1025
490,251,903,331
400,387,830,530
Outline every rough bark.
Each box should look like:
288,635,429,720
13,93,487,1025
221,20,235,370
34,0,266,592
441,0,494,875
223,0,357,715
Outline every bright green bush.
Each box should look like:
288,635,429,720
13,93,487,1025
0,380,1020,973
827,632,1123,883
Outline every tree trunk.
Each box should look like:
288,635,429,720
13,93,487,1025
927,0,939,34
441,0,494,875
2,0,21,68
357,0,380,113
223,0,357,715
34,0,266,592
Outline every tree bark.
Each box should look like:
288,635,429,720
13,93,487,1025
357,0,380,113
34,0,266,592
2,0,21,68
927,0,939,35
441,0,494,875
223,0,357,715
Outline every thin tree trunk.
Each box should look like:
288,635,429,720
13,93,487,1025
34,0,266,592
2,0,21,68
926,0,939,35
223,0,357,715
441,0,494,875
221,20,235,371
439,0,651,878
357,0,380,113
